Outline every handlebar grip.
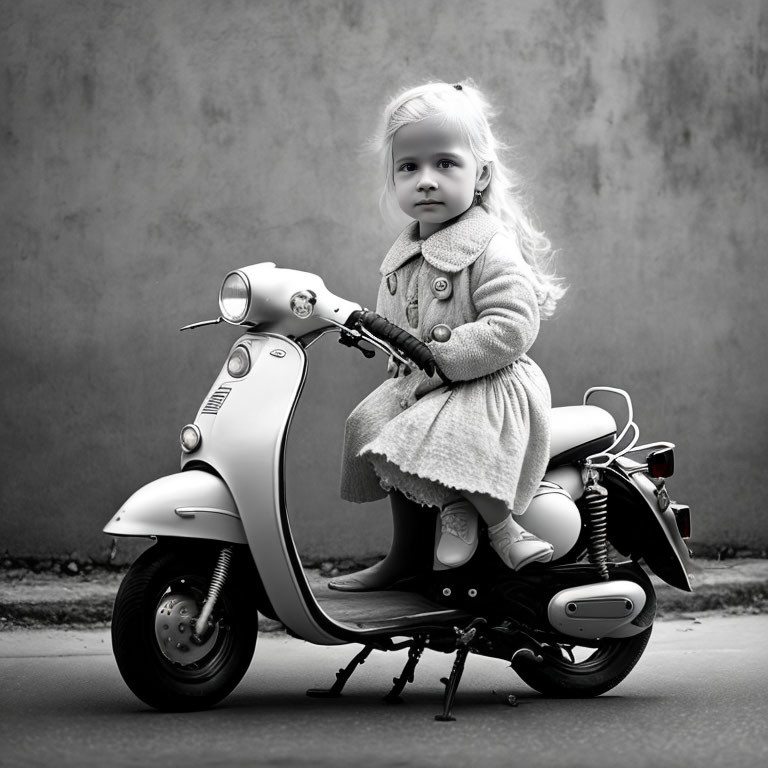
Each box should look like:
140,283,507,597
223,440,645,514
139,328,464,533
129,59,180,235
354,310,447,380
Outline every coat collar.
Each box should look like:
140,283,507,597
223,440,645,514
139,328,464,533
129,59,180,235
379,206,501,275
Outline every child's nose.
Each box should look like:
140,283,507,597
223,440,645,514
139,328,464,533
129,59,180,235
416,173,437,191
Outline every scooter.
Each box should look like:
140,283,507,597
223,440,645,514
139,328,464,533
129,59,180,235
104,262,693,719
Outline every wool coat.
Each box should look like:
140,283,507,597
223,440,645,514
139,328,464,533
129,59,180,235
340,206,551,515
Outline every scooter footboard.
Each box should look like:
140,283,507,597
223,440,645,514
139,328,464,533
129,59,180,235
104,469,248,544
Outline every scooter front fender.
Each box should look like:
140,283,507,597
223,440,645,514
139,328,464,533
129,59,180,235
104,470,247,544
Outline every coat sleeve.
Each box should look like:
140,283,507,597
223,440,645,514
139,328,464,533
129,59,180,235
427,233,541,382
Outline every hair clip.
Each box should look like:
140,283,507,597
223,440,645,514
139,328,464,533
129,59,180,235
453,84,463,90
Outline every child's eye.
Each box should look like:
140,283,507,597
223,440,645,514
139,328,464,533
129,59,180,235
437,159,456,169
398,162,417,172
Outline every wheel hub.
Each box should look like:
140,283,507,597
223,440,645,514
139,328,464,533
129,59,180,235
154,592,219,664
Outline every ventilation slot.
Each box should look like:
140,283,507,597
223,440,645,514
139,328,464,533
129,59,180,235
202,385,232,415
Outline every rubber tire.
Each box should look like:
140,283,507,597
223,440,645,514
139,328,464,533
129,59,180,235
514,624,653,698
111,541,258,711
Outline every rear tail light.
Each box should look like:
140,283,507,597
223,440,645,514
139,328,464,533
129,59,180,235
647,447,675,478
671,503,691,539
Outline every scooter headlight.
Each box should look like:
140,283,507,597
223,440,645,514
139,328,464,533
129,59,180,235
180,423,202,453
219,271,250,323
226,344,250,378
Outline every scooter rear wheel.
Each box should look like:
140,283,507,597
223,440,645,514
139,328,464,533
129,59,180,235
111,539,258,711
514,624,653,698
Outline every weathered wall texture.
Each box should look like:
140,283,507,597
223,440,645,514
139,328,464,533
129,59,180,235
1,0,767,562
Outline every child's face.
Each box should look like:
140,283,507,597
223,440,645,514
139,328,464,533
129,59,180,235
392,118,487,238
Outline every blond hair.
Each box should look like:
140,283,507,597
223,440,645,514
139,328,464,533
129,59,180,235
373,80,565,317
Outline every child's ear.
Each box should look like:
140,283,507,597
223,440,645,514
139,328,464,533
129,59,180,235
476,163,492,192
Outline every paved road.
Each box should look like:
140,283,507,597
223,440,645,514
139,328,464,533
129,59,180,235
1,615,767,768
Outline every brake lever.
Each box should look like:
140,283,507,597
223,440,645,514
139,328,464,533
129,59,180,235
338,320,423,374
356,324,414,369
338,330,376,359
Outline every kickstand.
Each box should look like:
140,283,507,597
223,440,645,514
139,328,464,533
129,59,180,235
307,645,374,698
435,619,486,722
383,637,426,704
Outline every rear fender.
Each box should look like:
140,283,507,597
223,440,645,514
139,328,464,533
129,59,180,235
104,470,247,545
603,462,692,591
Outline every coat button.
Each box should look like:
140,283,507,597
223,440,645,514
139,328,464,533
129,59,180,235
430,324,452,342
430,274,452,299
386,273,398,295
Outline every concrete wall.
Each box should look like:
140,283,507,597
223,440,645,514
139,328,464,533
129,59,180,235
2,0,767,563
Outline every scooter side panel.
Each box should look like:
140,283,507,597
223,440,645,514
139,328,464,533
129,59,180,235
104,470,247,544
547,580,649,639
182,333,345,645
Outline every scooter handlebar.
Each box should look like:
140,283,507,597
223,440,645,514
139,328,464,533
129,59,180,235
349,310,448,382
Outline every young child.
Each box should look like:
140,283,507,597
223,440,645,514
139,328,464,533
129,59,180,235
330,81,564,592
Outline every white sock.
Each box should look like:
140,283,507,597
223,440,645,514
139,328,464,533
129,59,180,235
488,514,524,539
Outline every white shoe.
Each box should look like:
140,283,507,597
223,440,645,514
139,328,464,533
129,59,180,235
436,500,479,568
488,517,554,571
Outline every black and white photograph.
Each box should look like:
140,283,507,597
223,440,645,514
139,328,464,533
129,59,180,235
1,1,767,766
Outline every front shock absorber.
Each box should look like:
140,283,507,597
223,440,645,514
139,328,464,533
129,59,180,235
193,545,234,641
584,469,609,581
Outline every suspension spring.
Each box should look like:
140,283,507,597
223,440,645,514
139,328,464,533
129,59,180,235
584,473,610,581
193,545,234,640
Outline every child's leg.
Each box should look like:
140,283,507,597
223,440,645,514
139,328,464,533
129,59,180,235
328,491,436,592
465,492,553,570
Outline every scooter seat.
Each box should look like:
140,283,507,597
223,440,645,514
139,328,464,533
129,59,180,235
548,405,617,467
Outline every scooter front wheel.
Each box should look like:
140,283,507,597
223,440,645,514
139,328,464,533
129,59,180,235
111,539,258,711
